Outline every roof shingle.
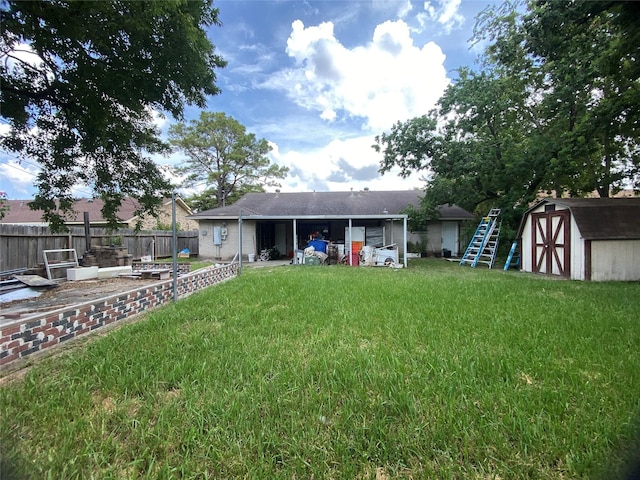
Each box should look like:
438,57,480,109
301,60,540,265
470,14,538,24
190,191,474,221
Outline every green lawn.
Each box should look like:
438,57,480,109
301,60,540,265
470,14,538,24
2,259,639,479
157,257,216,271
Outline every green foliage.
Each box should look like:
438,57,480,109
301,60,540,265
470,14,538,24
0,0,226,231
407,233,428,253
185,183,265,213
169,112,289,209
479,0,640,198
268,245,281,260
2,263,640,478
0,191,9,220
106,235,122,247
374,114,438,178
374,0,640,232
154,221,182,232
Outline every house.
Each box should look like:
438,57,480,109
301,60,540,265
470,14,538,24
516,198,640,281
189,190,474,264
1,197,198,231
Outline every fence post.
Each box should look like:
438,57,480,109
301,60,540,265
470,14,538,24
84,212,91,254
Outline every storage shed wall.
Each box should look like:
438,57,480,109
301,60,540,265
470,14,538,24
591,240,640,281
520,203,586,280
568,215,585,281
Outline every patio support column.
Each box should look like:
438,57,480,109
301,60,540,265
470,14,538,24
403,216,408,268
293,218,298,264
348,218,353,266
238,211,243,274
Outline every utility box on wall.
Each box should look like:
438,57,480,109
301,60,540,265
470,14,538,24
213,226,222,246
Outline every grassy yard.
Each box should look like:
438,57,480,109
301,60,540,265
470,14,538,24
1,259,639,479
159,257,217,271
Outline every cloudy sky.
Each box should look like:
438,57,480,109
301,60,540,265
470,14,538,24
0,0,496,200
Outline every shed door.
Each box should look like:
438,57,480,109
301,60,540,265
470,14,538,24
531,210,570,277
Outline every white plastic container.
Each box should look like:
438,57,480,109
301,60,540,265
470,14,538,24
67,266,99,281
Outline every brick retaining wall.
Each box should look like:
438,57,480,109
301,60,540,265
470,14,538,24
132,262,192,275
0,263,238,368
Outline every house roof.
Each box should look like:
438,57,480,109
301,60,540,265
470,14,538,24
189,191,475,221
1,197,191,225
519,198,640,240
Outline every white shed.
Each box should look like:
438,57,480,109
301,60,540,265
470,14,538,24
516,198,640,281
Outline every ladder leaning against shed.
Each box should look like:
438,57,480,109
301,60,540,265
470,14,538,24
459,208,501,268
503,240,520,271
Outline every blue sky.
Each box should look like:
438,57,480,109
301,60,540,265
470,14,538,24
0,0,496,200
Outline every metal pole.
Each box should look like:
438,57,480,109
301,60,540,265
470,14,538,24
293,219,298,264
403,216,408,268
238,211,243,275
172,192,178,302
348,218,353,265
83,212,91,254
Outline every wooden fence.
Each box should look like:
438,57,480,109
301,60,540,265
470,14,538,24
0,225,199,273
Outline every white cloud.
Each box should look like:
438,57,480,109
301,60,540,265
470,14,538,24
269,135,424,193
0,160,39,198
1,42,55,83
149,108,167,130
423,0,464,33
397,0,414,19
270,18,450,132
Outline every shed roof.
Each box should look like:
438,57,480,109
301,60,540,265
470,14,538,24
519,198,640,240
189,191,475,221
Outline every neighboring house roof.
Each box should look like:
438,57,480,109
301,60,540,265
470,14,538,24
518,198,640,240
189,191,475,221
1,197,192,226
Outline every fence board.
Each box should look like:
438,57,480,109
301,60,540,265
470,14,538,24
0,225,199,272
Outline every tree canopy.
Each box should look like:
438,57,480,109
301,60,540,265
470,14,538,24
169,112,289,211
0,0,226,230
374,0,639,231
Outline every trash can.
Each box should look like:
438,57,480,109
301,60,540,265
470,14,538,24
443,249,451,258
350,252,360,266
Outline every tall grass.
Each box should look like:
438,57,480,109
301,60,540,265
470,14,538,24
1,259,639,479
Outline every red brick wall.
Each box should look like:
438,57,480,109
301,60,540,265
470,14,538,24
0,263,238,368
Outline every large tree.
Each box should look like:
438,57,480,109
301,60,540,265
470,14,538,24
479,0,640,198
375,67,539,229
0,0,226,230
169,112,289,210
375,0,639,233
